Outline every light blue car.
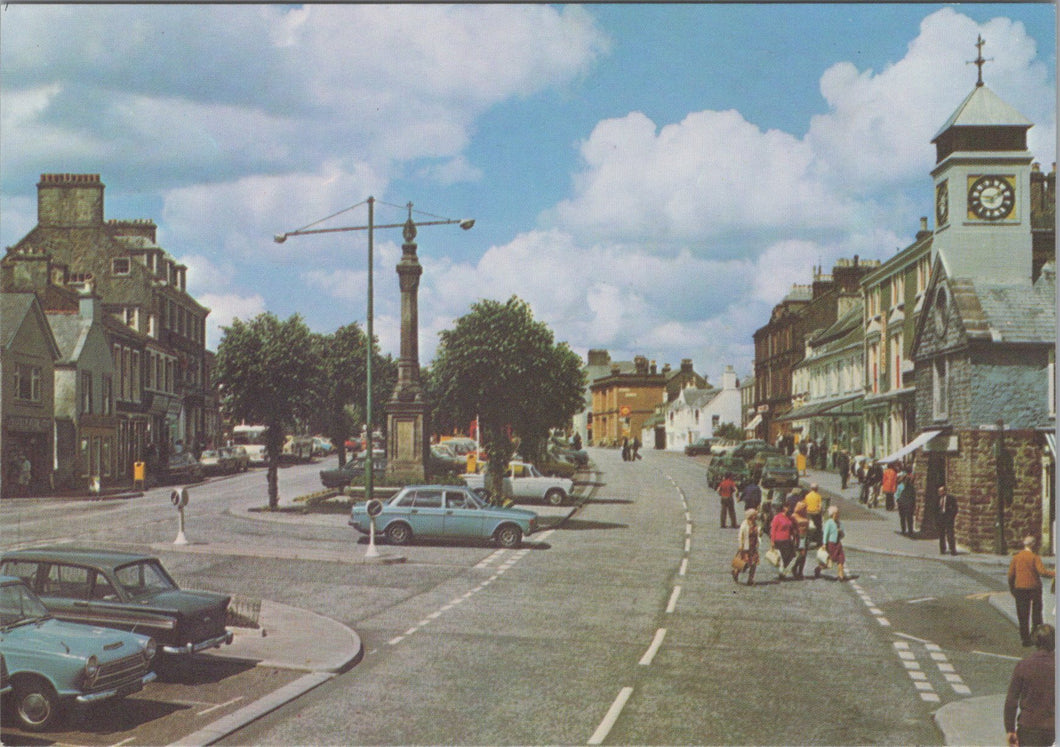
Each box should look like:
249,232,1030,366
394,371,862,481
350,485,537,548
0,575,156,732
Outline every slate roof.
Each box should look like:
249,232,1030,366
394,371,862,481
678,388,720,409
931,84,1032,141
951,265,1056,344
1,293,36,350
45,311,91,363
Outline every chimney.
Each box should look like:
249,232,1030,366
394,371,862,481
78,284,102,324
37,173,105,228
587,349,610,367
634,355,648,374
917,216,931,239
722,365,737,390
680,358,694,375
106,218,157,243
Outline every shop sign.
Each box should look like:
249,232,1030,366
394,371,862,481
4,415,51,433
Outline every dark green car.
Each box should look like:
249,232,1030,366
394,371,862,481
706,456,751,489
0,548,233,657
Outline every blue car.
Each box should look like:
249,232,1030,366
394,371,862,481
0,575,156,732
350,485,537,548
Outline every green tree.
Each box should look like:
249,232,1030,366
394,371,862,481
215,313,320,509
429,296,585,498
715,422,743,441
310,323,397,467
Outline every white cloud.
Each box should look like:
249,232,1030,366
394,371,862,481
198,293,267,350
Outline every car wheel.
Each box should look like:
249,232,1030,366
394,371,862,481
11,677,62,732
495,524,522,548
386,522,412,545
545,489,566,507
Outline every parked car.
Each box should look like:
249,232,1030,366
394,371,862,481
747,447,787,481
0,575,156,732
349,485,537,548
225,445,250,472
319,456,388,489
312,436,335,457
154,452,204,485
684,437,717,456
461,461,574,506
706,456,751,489
0,548,234,658
760,455,800,489
429,445,465,477
710,439,737,455
198,448,236,476
729,439,773,460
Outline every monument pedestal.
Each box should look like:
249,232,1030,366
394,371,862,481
386,399,426,484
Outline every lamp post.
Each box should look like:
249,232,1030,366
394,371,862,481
275,198,473,502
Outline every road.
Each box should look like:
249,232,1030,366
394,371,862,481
1,448,1025,745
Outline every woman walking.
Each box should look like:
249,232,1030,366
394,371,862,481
770,501,797,580
791,500,810,579
733,508,759,586
816,505,847,581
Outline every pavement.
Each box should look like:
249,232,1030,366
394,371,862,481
794,462,1055,747
22,461,1052,746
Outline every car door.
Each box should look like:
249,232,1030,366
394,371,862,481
409,489,446,537
443,490,485,537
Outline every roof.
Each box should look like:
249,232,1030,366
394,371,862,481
951,269,1056,343
680,388,720,408
932,84,1032,141
1,293,36,350
45,311,91,363
2,547,156,567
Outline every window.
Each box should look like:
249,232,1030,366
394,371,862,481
124,306,139,330
933,357,948,420
891,332,904,390
102,376,113,415
14,364,43,402
111,257,131,275
81,371,93,414
413,490,442,508
917,256,931,293
868,342,880,394
891,275,904,308
147,313,157,338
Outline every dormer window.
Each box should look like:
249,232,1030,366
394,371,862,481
111,257,131,276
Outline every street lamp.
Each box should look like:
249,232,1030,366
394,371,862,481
275,197,473,504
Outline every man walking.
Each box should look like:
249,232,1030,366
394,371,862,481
880,462,898,511
836,449,850,490
739,479,762,513
1008,536,1056,646
937,485,958,556
803,483,823,547
717,473,738,529
1004,624,1055,747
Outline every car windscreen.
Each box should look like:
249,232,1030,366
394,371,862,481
115,560,178,599
0,582,50,628
765,457,792,468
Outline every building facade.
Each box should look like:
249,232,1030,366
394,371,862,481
589,355,666,446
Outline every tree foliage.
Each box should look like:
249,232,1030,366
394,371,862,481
429,296,585,497
715,422,743,441
215,313,320,508
309,323,396,467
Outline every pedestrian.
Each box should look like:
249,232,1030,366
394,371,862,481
836,449,850,490
17,453,31,496
1004,623,1055,747
792,500,810,579
803,483,823,547
739,479,762,513
1008,536,1057,646
880,462,899,511
632,436,641,460
717,473,738,529
572,433,582,451
621,438,630,462
896,473,917,536
770,501,796,580
816,505,847,581
733,508,759,586
937,485,959,556
865,459,883,507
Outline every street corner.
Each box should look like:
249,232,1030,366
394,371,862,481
204,598,364,675
932,693,1008,747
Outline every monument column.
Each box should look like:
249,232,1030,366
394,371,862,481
385,215,427,482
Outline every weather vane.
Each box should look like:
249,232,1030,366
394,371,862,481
968,34,992,88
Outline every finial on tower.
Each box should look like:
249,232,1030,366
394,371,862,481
969,34,992,87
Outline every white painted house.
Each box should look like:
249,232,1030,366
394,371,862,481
664,366,742,450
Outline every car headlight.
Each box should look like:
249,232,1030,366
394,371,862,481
84,655,100,684
143,638,157,662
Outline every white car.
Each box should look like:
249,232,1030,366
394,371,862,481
462,461,574,506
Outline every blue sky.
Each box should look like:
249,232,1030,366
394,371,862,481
1,4,1055,384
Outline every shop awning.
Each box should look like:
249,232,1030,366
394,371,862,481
878,429,944,464
775,394,863,422
746,414,762,430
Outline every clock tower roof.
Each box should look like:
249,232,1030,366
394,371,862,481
932,84,1032,142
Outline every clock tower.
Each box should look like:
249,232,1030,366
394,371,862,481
930,36,1035,283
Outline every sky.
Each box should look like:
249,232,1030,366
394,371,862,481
2,4,1055,385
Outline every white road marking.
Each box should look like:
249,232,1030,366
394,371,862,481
920,692,941,702
971,650,1020,661
684,538,690,552
679,558,688,577
876,617,891,626
907,597,937,604
666,586,682,614
639,628,667,666
908,671,928,681
588,687,634,745
952,684,972,695
893,641,910,650
197,696,244,716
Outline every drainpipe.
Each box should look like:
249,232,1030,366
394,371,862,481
995,418,1007,555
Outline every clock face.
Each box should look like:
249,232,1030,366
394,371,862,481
967,175,1015,221
935,181,949,225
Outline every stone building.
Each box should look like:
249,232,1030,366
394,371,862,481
589,355,666,446
910,77,1055,553
1,293,59,496
2,174,213,484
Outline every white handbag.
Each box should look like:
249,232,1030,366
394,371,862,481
816,546,832,568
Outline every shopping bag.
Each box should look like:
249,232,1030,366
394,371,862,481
816,546,832,568
732,553,747,572
765,548,781,567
